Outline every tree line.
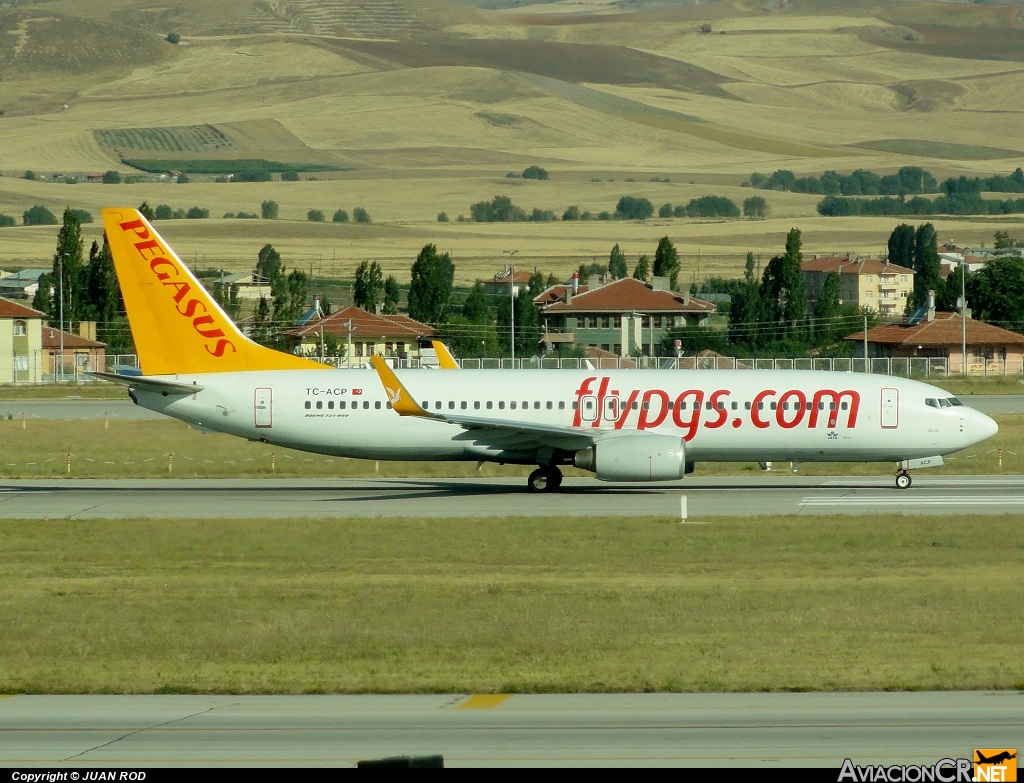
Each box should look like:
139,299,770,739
749,166,1024,196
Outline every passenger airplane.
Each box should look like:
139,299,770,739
95,207,998,492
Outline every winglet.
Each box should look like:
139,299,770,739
431,340,460,370
370,356,431,417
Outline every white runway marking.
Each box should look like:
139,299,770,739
801,495,1024,507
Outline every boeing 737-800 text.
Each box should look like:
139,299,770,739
95,207,998,492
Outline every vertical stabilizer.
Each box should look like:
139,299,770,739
102,208,330,375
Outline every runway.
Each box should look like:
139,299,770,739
1,692,1020,768
1,474,1022,518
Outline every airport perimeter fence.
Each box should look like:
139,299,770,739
13,353,1024,383
457,355,1019,378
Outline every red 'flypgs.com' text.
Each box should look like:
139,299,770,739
572,376,861,441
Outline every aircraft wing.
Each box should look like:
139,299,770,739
89,371,204,396
370,356,600,453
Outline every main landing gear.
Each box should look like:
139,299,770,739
895,470,912,489
528,466,563,493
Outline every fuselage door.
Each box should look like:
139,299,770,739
255,387,273,428
880,387,898,429
580,395,599,423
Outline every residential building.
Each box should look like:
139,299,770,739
802,255,914,317
845,310,1024,374
484,267,535,298
0,298,46,383
42,325,106,378
281,305,436,366
0,269,48,300
216,272,272,300
536,277,716,357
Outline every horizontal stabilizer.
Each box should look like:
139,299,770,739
89,371,204,395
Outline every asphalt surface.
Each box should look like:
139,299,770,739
0,474,1022,518
1,692,1020,768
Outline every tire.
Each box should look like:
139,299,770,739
895,472,911,489
528,468,548,493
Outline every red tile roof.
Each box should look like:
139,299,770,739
0,297,46,319
845,312,1024,346
486,270,535,285
41,328,105,348
802,256,914,276
533,283,591,305
284,306,436,340
541,278,715,314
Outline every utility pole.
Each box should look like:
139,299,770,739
58,253,65,382
961,261,967,376
503,249,518,364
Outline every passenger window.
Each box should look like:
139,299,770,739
316,401,323,409
642,401,650,410
304,401,311,409
435,401,442,409
375,401,381,409
338,401,345,409
523,401,529,409
744,402,751,410
364,401,370,409
460,401,467,410
474,401,480,410
386,402,392,409
499,401,505,410
770,402,777,410
511,401,517,410
328,401,334,410
546,401,553,410
731,401,738,411
560,401,566,410
534,401,540,409
632,401,639,410
571,401,577,410
782,402,788,411
486,401,493,410
448,401,455,410
840,402,847,410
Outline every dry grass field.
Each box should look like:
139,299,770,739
1,0,1023,286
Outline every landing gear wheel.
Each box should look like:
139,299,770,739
527,467,563,493
895,471,911,489
547,467,563,491
528,468,549,493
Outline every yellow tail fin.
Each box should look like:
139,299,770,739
102,207,330,375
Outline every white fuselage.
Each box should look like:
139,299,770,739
130,369,997,467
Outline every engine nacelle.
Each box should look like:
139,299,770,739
573,434,686,482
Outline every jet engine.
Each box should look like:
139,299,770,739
573,434,686,482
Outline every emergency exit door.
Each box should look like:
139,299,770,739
880,387,898,429
255,387,273,428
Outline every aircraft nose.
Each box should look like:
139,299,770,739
972,410,999,444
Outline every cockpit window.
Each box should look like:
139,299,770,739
947,397,964,406
938,398,951,408
925,398,939,408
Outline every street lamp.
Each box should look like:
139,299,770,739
58,253,65,382
503,249,518,364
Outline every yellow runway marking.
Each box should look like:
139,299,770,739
456,694,512,710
